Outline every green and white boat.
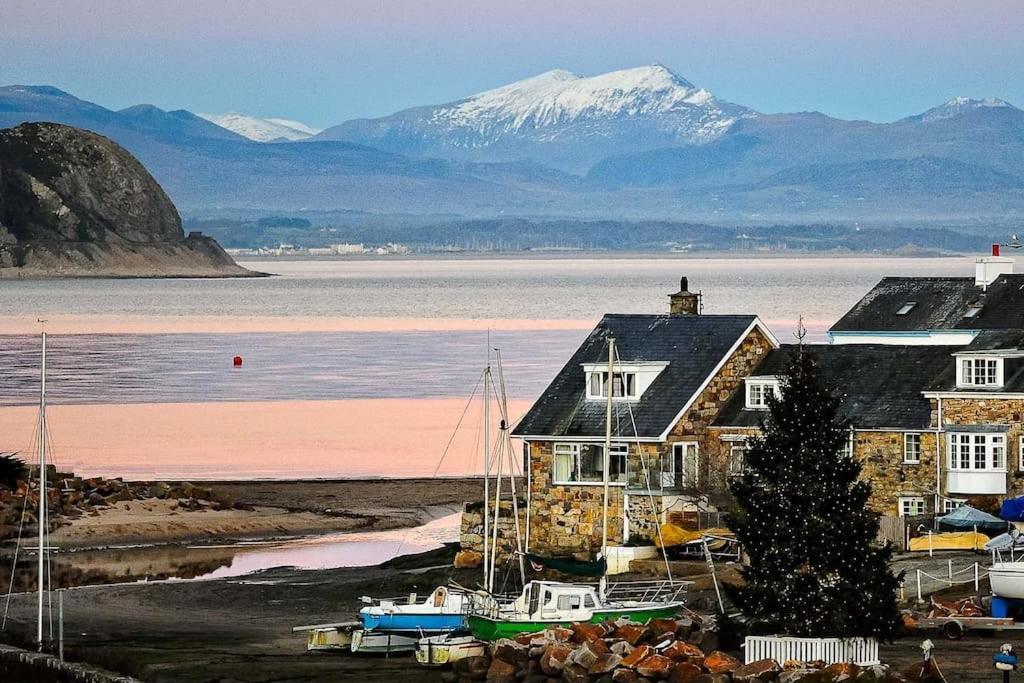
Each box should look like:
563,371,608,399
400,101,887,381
468,580,685,641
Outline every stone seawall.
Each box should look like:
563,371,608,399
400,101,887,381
0,644,141,683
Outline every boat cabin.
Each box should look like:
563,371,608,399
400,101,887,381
509,581,601,621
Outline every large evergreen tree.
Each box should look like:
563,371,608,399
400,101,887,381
728,343,903,640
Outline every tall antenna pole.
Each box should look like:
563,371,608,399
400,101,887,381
37,326,47,649
599,337,614,600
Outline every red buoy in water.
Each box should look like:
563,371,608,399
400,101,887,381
233,355,243,367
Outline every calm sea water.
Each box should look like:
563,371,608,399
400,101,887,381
1,256,967,322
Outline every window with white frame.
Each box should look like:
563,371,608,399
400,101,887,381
729,445,747,476
840,435,853,460
1020,436,1024,471
745,379,779,409
948,432,1006,471
552,443,627,484
899,496,926,517
957,357,1002,387
942,498,967,514
586,371,638,400
903,433,921,464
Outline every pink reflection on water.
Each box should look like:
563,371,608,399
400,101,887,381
0,398,533,479
198,513,461,579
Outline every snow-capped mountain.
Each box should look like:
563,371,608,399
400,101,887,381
905,97,1017,123
316,65,755,171
199,112,321,141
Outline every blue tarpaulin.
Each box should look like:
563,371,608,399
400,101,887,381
1001,496,1024,522
937,505,1009,533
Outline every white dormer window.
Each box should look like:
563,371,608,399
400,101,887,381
957,356,1002,387
587,371,637,399
745,378,780,409
583,362,668,401
896,302,917,315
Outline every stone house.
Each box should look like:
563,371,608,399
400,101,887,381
511,279,779,556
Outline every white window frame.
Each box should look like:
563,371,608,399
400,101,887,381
947,432,1007,472
552,442,627,486
745,378,779,410
941,498,967,514
956,356,1003,388
1020,435,1024,472
728,444,747,477
840,433,854,460
671,442,700,489
585,370,638,400
899,496,926,517
903,433,922,464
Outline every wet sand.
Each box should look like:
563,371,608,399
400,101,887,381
0,399,532,479
44,478,483,549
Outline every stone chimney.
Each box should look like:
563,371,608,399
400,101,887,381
975,243,1014,290
669,277,701,316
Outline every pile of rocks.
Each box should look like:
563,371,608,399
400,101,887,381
443,618,913,683
0,468,243,539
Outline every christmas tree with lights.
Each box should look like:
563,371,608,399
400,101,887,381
727,341,903,640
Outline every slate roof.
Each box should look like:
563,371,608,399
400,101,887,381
512,314,764,439
829,275,1024,332
714,344,959,430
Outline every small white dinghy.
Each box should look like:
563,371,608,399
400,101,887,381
350,628,420,655
416,631,487,667
291,621,361,652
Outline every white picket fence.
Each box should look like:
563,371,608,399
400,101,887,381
744,635,880,666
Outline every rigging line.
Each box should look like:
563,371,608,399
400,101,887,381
376,368,486,591
2,437,38,629
614,345,674,584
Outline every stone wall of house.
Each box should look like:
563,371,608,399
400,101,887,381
525,441,625,556
460,499,527,565
662,326,774,503
625,493,659,544
854,430,939,514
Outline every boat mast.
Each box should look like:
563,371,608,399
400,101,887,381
37,328,47,649
482,358,491,593
494,350,526,587
599,337,614,600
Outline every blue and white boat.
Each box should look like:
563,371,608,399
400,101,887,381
358,586,471,635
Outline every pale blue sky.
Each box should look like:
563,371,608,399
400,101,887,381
2,0,1022,128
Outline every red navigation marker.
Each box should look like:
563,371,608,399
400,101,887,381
233,355,243,367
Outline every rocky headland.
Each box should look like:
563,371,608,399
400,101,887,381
0,122,259,278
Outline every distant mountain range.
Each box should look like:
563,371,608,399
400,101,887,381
1,67,1022,224
198,113,321,142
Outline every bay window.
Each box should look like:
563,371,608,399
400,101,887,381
553,443,627,485
948,433,1006,471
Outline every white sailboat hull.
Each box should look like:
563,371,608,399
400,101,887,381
990,562,1024,599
